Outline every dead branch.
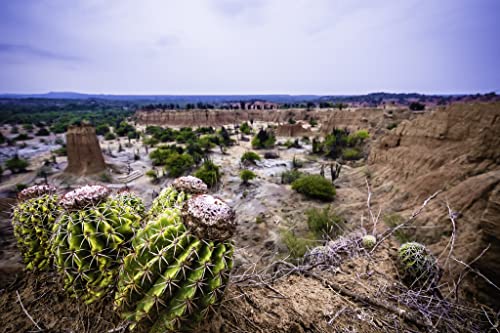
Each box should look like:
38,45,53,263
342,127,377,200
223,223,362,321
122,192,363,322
16,290,43,331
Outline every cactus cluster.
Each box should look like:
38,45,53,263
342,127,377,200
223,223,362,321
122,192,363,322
398,242,439,288
52,185,143,303
11,176,236,331
115,194,235,332
12,184,60,271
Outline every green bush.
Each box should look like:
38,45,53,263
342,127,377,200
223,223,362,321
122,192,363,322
240,122,252,135
35,127,50,136
240,169,256,184
5,156,29,173
241,151,261,164
14,133,32,141
342,148,361,160
194,159,221,188
95,124,110,135
251,129,276,149
104,132,116,140
164,152,194,177
291,175,335,201
281,230,316,258
306,207,344,238
281,169,303,184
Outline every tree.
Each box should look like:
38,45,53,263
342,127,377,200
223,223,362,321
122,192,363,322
251,129,276,149
96,124,110,135
409,102,425,111
240,122,252,135
240,169,256,185
164,152,194,177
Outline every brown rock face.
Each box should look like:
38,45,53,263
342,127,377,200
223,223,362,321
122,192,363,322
134,108,413,134
64,124,106,175
369,102,500,305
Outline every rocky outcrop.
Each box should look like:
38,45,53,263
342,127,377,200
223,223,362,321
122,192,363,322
134,108,414,135
64,124,106,175
368,102,500,305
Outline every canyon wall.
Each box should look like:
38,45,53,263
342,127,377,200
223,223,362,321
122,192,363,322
65,124,106,175
134,108,413,134
368,102,500,305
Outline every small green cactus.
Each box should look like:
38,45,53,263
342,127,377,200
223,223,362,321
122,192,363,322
398,242,439,288
148,176,208,219
115,193,236,332
362,235,376,249
52,185,143,303
12,184,60,271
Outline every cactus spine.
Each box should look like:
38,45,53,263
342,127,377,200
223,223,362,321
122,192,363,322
12,184,60,271
115,192,235,332
52,185,143,303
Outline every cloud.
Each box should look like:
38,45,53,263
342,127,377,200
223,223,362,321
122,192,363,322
0,43,82,62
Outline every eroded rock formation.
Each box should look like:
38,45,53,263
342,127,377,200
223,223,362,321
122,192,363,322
369,102,500,305
65,124,106,175
134,107,413,134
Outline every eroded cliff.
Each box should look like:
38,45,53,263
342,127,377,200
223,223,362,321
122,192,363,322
368,102,500,305
65,124,106,175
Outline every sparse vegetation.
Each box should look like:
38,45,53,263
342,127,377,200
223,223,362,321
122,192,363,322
5,156,29,173
305,207,345,238
240,169,256,185
291,175,336,201
241,151,261,164
281,169,303,184
164,152,194,177
383,213,415,244
281,230,316,258
194,159,221,188
251,128,276,149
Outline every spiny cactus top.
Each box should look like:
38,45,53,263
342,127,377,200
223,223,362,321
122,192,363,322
115,193,235,332
53,184,143,303
362,235,376,249
182,194,236,241
148,176,208,220
398,242,439,288
172,176,208,195
13,184,60,271
60,184,111,209
17,184,56,201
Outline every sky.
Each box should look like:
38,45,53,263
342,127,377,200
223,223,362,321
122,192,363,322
0,0,499,95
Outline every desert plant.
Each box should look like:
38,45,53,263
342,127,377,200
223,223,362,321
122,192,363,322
240,151,261,164
362,235,376,249
240,169,256,185
251,128,276,149
164,152,194,177
281,230,315,258
52,185,143,303
145,169,158,183
148,176,207,219
194,160,221,188
239,122,252,135
12,185,61,271
398,242,439,288
105,132,116,140
383,213,414,243
305,207,344,238
114,194,236,332
281,169,303,184
342,148,361,160
291,175,336,201
6,155,29,173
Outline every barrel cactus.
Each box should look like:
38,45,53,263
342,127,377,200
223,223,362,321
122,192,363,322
398,242,439,288
52,185,143,303
148,176,208,219
115,193,236,332
362,235,376,249
12,184,60,271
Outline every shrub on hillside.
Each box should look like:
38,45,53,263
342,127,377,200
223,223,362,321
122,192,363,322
281,169,303,184
194,159,221,188
240,169,256,185
342,148,361,160
291,175,336,201
241,151,261,164
104,132,116,141
280,230,316,258
306,207,345,238
240,122,252,135
251,129,276,149
164,152,194,177
5,156,29,173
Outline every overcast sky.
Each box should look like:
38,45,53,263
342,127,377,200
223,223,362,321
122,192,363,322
0,0,499,95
